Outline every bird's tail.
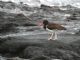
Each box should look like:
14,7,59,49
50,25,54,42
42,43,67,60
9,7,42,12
63,27,67,30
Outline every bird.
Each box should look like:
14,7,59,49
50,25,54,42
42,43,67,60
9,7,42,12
38,20,66,40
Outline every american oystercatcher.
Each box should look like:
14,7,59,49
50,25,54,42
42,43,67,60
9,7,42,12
38,20,66,40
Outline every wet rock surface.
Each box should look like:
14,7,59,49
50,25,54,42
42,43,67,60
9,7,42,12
0,37,80,60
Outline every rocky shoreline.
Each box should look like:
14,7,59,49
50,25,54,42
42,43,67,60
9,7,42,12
0,1,80,60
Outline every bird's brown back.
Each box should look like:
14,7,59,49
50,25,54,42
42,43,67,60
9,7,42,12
47,23,66,30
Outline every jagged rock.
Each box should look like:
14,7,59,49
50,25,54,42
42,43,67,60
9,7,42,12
70,40,80,56
40,4,57,12
0,1,17,9
75,30,80,35
0,23,18,34
0,38,80,60
23,46,45,59
66,13,79,21
0,11,36,26
40,4,52,10
0,56,6,60
30,55,51,60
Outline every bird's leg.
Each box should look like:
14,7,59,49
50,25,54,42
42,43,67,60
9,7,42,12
53,31,58,40
48,33,53,40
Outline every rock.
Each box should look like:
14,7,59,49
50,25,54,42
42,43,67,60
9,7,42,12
66,13,78,21
40,4,60,12
6,57,30,60
0,11,35,26
70,40,80,56
0,39,80,60
51,59,63,60
40,4,52,10
30,55,51,60
0,1,17,9
75,30,80,35
0,23,19,34
23,46,45,59
23,23,37,26
0,56,6,60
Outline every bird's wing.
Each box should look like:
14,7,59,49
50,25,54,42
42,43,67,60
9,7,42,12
47,23,66,30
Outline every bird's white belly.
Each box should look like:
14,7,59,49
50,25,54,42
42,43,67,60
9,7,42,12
46,28,54,33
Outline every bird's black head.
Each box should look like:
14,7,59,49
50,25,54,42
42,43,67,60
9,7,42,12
43,20,48,25
43,20,49,30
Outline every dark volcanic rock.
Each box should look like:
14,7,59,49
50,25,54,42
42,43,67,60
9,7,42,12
23,46,45,59
0,23,18,34
40,4,60,12
0,38,80,60
0,11,36,26
0,1,17,9
70,40,80,56
66,13,79,21
40,4,52,10
30,55,51,60
0,0,35,12
75,30,80,35
22,41,80,60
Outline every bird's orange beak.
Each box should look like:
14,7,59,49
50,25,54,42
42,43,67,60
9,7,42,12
37,20,43,28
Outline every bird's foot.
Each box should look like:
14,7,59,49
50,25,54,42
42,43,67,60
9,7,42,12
53,38,58,40
48,38,52,40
